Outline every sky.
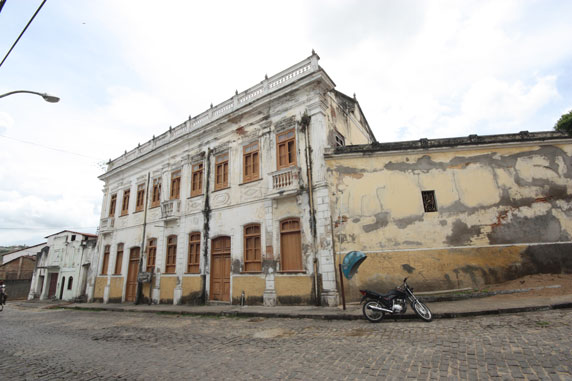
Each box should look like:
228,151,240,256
0,0,571,246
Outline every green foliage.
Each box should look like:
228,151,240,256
554,109,572,135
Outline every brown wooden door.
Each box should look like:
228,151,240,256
125,247,140,302
280,218,302,271
48,273,58,298
210,236,230,301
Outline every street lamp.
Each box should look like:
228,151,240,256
0,90,60,103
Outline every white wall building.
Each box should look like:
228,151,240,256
88,53,374,306
1,242,46,264
28,230,97,301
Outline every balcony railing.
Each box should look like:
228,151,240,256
106,53,320,172
269,167,301,197
161,199,181,220
99,217,115,233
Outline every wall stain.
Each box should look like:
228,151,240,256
402,264,415,273
446,220,482,246
363,212,390,233
488,214,569,244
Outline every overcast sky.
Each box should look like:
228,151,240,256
1,0,571,246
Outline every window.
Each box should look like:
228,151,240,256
121,189,130,216
135,183,145,212
334,131,345,147
114,243,124,275
146,238,156,272
71,234,76,242
102,245,110,275
215,152,229,190
421,190,438,212
109,194,117,217
165,235,177,274
187,232,201,273
280,218,303,271
151,178,161,208
67,277,73,290
243,224,261,272
170,170,181,200
191,163,204,197
277,129,296,169
243,142,260,183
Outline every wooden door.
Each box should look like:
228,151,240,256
210,236,230,301
125,247,140,302
48,273,58,298
280,218,302,271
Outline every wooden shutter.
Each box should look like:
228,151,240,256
280,218,302,271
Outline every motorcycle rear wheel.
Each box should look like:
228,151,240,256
363,300,384,323
413,301,432,322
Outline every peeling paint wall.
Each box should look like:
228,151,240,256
231,275,265,305
108,277,124,303
327,140,572,297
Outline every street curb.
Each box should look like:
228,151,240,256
58,302,572,321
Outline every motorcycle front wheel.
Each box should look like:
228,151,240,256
413,301,432,322
362,300,385,323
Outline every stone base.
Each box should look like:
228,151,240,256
263,290,276,307
320,289,339,307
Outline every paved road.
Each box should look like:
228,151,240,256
0,305,571,380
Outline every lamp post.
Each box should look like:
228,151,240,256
0,90,60,103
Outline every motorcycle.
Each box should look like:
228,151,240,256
360,278,432,323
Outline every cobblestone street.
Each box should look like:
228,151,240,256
0,305,571,380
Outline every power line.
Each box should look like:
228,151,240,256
0,133,105,161
0,0,47,68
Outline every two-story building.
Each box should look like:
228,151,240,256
28,230,97,301
88,53,375,306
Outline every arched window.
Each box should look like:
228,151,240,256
187,232,201,273
67,276,73,290
243,224,261,272
280,218,302,271
114,243,124,275
165,235,177,274
101,245,110,275
146,238,157,272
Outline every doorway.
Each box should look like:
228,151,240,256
48,273,58,298
210,236,230,301
125,247,140,302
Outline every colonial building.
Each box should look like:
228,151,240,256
326,131,572,301
88,53,375,306
28,230,97,301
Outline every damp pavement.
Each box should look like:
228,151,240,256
10,288,572,320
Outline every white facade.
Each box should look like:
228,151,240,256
28,231,97,301
88,53,374,306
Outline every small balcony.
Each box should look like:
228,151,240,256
268,167,301,198
99,217,115,234
161,199,181,220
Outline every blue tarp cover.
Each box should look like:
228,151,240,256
342,251,367,279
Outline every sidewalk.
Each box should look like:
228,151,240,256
11,291,572,321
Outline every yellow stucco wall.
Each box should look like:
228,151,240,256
232,275,265,302
93,277,106,300
160,276,178,302
108,277,124,301
275,275,313,304
327,141,572,296
327,143,572,253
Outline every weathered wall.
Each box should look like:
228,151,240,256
108,276,124,303
275,276,313,305
327,140,572,296
160,276,178,303
0,256,35,280
181,276,202,305
93,277,106,302
232,275,265,305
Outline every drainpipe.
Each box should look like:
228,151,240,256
135,172,151,304
201,149,212,304
301,113,320,305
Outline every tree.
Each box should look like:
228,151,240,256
554,109,572,135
